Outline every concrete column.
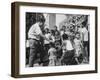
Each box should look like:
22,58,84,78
49,14,56,29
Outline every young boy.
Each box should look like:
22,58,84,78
74,32,83,64
48,43,57,66
44,28,51,54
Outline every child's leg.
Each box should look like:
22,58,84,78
49,59,53,66
54,58,57,66
83,42,88,63
75,57,80,64
75,49,80,64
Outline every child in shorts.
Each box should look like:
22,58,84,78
74,32,83,64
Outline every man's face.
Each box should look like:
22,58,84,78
39,22,44,27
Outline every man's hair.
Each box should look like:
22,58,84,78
39,17,45,23
37,14,45,23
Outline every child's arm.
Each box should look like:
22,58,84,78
48,50,50,57
60,42,67,60
73,39,76,49
75,57,80,64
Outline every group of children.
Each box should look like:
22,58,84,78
43,24,89,66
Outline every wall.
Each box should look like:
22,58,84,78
0,0,100,80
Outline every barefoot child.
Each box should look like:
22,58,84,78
48,43,57,66
74,32,83,64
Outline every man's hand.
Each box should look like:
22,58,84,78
39,33,50,41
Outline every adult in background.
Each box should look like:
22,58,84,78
81,21,89,63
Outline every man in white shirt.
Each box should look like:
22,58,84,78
81,24,89,62
82,27,88,42
28,16,49,67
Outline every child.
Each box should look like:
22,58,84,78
55,42,62,66
81,25,89,63
55,29,62,45
48,43,57,66
74,32,83,64
44,28,51,54
61,34,75,65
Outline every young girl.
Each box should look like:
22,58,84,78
74,32,83,64
48,43,57,66
61,33,75,65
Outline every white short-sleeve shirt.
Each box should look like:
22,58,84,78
28,23,42,40
82,27,88,41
